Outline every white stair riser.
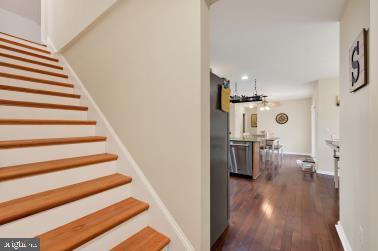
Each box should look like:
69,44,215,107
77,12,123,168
0,77,75,93
0,106,87,120
0,41,52,59
0,90,80,106
0,48,60,66
0,185,135,237
0,33,47,51
0,142,106,166
0,161,118,202
0,55,65,74
0,125,95,140
77,212,149,251
0,66,70,83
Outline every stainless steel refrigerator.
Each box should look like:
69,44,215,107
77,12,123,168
210,73,229,246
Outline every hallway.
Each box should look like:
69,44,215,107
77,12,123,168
212,155,342,251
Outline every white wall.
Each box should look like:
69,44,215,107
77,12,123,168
60,0,209,249
369,1,378,250
42,0,117,50
229,103,236,135
0,7,41,42
313,78,340,174
339,0,370,250
257,98,312,155
200,0,210,249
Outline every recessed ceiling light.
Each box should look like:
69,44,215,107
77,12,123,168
241,75,249,80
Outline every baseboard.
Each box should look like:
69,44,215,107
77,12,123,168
336,221,353,251
46,38,194,250
317,170,334,176
46,37,58,53
284,152,311,156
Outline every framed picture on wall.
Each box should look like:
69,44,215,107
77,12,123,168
251,114,257,128
349,29,368,92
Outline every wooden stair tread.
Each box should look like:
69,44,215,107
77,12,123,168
0,84,80,99
0,52,63,70
37,198,149,251
0,119,95,125
0,44,58,62
111,227,170,251
0,136,106,149
0,32,47,47
0,62,68,78
0,72,73,88
0,37,50,54
0,174,132,225
0,99,87,111
0,153,117,181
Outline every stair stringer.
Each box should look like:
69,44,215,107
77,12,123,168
47,39,194,251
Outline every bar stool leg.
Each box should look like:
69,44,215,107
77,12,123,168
265,148,270,170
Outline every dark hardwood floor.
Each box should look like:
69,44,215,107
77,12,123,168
212,155,343,251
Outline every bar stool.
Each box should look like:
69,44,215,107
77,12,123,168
264,140,275,168
259,138,267,166
273,144,284,168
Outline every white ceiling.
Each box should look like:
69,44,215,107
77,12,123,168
210,0,346,101
0,0,41,24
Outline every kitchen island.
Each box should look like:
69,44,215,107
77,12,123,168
229,138,261,179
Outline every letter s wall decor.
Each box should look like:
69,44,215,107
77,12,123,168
349,29,368,92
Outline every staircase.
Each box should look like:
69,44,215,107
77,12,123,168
0,32,173,250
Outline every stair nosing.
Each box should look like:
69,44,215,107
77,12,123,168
0,62,68,78
37,198,149,251
0,99,87,111
0,136,107,149
0,52,63,70
0,44,58,62
0,119,97,125
0,72,73,88
0,153,118,181
0,174,132,225
0,84,80,99
0,32,47,47
111,226,171,251
0,37,51,54
0,119,96,125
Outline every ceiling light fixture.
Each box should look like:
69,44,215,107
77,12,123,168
241,75,249,80
259,104,271,111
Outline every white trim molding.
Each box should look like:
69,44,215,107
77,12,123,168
46,38,194,250
284,152,311,156
317,170,334,176
40,0,48,43
336,221,353,251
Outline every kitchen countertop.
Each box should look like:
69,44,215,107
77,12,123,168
230,137,262,142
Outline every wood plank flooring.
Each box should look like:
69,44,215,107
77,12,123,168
212,155,343,251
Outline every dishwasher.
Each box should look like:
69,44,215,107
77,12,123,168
229,141,252,176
